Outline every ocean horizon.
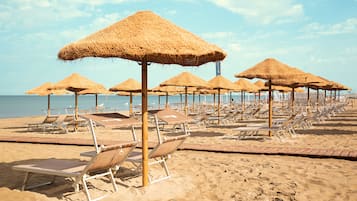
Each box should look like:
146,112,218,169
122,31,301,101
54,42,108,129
0,94,242,118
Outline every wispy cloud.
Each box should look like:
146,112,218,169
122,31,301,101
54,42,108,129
0,0,132,31
208,0,304,25
301,18,357,38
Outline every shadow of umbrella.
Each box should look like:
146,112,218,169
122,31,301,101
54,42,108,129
57,10,226,186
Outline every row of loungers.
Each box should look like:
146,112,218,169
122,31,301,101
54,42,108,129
17,107,192,201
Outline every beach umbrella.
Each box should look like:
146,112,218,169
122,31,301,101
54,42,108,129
160,71,210,116
26,82,69,116
235,58,305,136
207,75,238,124
53,73,104,120
77,85,111,112
151,85,184,108
110,78,141,116
234,79,259,119
57,10,226,186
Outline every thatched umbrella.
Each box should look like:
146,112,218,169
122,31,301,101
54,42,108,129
151,85,184,109
53,73,104,119
110,78,141,116
57,11,226,186
26,82,69,116
160,71,209,116
78,84,111,112
235,58,305,136
207,75,239,124
234,78,259,119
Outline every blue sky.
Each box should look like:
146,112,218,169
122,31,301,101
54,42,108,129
0,0,356,95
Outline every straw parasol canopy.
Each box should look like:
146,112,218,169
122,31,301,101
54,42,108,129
235,58,306,80
26,82,69,116
110,78,141,116
53,73,105,119
235,58,305,136
160,71,209,115
58,11,226,66
57,10,226,186
234,79,259,93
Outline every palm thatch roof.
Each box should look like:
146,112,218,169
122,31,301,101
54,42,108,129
58,11,226,66
235,58,306,80
160,71,209,88
110,78,141,92
235,79,259,92
26,82,69,96
53,73,103,92
77,85,111,95
207,75,238,90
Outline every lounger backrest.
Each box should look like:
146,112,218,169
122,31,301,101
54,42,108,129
149,135,188,158
85,142,137,173
43,115,59,124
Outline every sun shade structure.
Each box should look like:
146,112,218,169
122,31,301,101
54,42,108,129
110,78,141,116
160,71,209,115
26,82,69,116
234,79,260,119
78,85,111,112
207,75,238,124
235,58,305,136
151,85,184,108
53,73,105,119
57,10,226,186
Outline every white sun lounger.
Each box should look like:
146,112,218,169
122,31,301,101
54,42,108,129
13,141,137,201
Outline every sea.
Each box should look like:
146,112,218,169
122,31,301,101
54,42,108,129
0,94,243,118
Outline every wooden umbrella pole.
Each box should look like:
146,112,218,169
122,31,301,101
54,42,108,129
240,91,243,120
95,94,98,112
184,87,188,116
268,80,272,137
141,61,149,187
316,89,319,109
217,88,221,125
47,94,51,116
165,92,169,108
129,92,133,116
192,91,195,113
291,88,295,114
75,91,78,120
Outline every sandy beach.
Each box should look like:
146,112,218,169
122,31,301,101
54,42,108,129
0,105,357,201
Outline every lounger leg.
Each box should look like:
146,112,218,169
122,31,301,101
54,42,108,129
108,169,118,192
82,175,92,201
21,172,31,191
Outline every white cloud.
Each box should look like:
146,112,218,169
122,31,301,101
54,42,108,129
302,18,357,38
209,0,304,25
0,0,132,31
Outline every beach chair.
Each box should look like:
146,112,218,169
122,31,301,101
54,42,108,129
12,141,137,201
126,133,189,184
80,113,141,141
28,115,59,132
149,107,192,135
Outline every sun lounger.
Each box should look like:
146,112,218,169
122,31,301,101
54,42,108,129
28,115,59,132
80,113,141,143
149,108,192,135
12,141,137,201
126,133,189,184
